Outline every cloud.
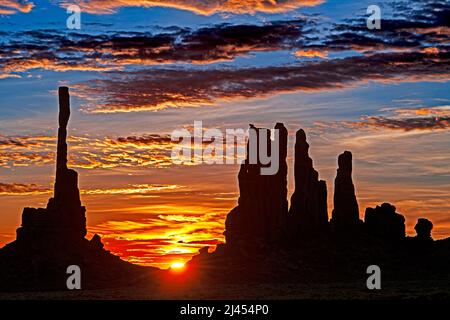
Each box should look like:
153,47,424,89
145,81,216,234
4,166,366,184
391,106,450,118
0,134,175,169
0,132,231,169
0,151,54,167
110,134,172,147
0,21,308,77
294,49,327,58
60,0,322,15
0,183,50,195
322,0,450,53
74,49,450,113
316,106,450,133
83,184,183,195
0,182,183,196
0,0,33,15
1,0,449,78
0,56,120,78
354,116,450,132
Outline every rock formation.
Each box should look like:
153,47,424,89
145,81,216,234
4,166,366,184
224,123,288,248
414,218,433,241
331,151,361,228
0,87,150,291
364,203,405,242
16,87,87,243
191,126,448,289
288,129,328,237
273,123,289,237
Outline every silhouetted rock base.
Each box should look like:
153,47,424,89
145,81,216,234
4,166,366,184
188,235,450,286
0,237,152,292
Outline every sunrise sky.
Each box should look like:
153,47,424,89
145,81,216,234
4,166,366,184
0,0,449,268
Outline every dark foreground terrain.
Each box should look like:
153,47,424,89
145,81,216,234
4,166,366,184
0,278,449,300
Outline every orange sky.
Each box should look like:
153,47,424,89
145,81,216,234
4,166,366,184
1,123,450,268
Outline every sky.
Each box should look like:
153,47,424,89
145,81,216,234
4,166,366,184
0,0,449,269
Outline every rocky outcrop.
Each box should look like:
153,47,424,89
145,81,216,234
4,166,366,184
331,151,361,228
288,129,328,237
364,203,405,242
224,123,288,248
415,218,433,241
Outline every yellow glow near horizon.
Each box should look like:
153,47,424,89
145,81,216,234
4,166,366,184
170,262,185,270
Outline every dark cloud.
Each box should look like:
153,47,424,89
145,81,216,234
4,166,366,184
0,183,50,195
0,20,309,77
316,106,450,132
1,0,449,79
315,0,450,53
74,49,450,113
0,138,27,147
113,134,172,146
356,116,450,132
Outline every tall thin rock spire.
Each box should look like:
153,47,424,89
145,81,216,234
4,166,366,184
288,129,328,237
331,151,360,228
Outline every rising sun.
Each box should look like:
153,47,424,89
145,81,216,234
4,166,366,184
170,262,185,270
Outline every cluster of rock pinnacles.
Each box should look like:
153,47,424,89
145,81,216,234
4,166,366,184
223,122,433,249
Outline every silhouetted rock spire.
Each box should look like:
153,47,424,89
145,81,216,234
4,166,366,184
225,123,288,247
271,123,289,238
16,87,86,242
289,129,328,237
331,151,360,228
0,87,144,291
53,87,81,208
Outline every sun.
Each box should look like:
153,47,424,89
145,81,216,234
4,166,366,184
170,262,185,270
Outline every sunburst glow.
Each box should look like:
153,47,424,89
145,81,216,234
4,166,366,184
170,262,186,270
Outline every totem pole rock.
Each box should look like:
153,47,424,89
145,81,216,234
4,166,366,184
16,87,87,243
0,87,146,291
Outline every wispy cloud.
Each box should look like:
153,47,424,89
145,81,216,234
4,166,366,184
316,106,450,133
0,182,183,196
0,134,174,168
83,184,183,195
60,0,323,15
0,0,33,15
355,116,450,132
